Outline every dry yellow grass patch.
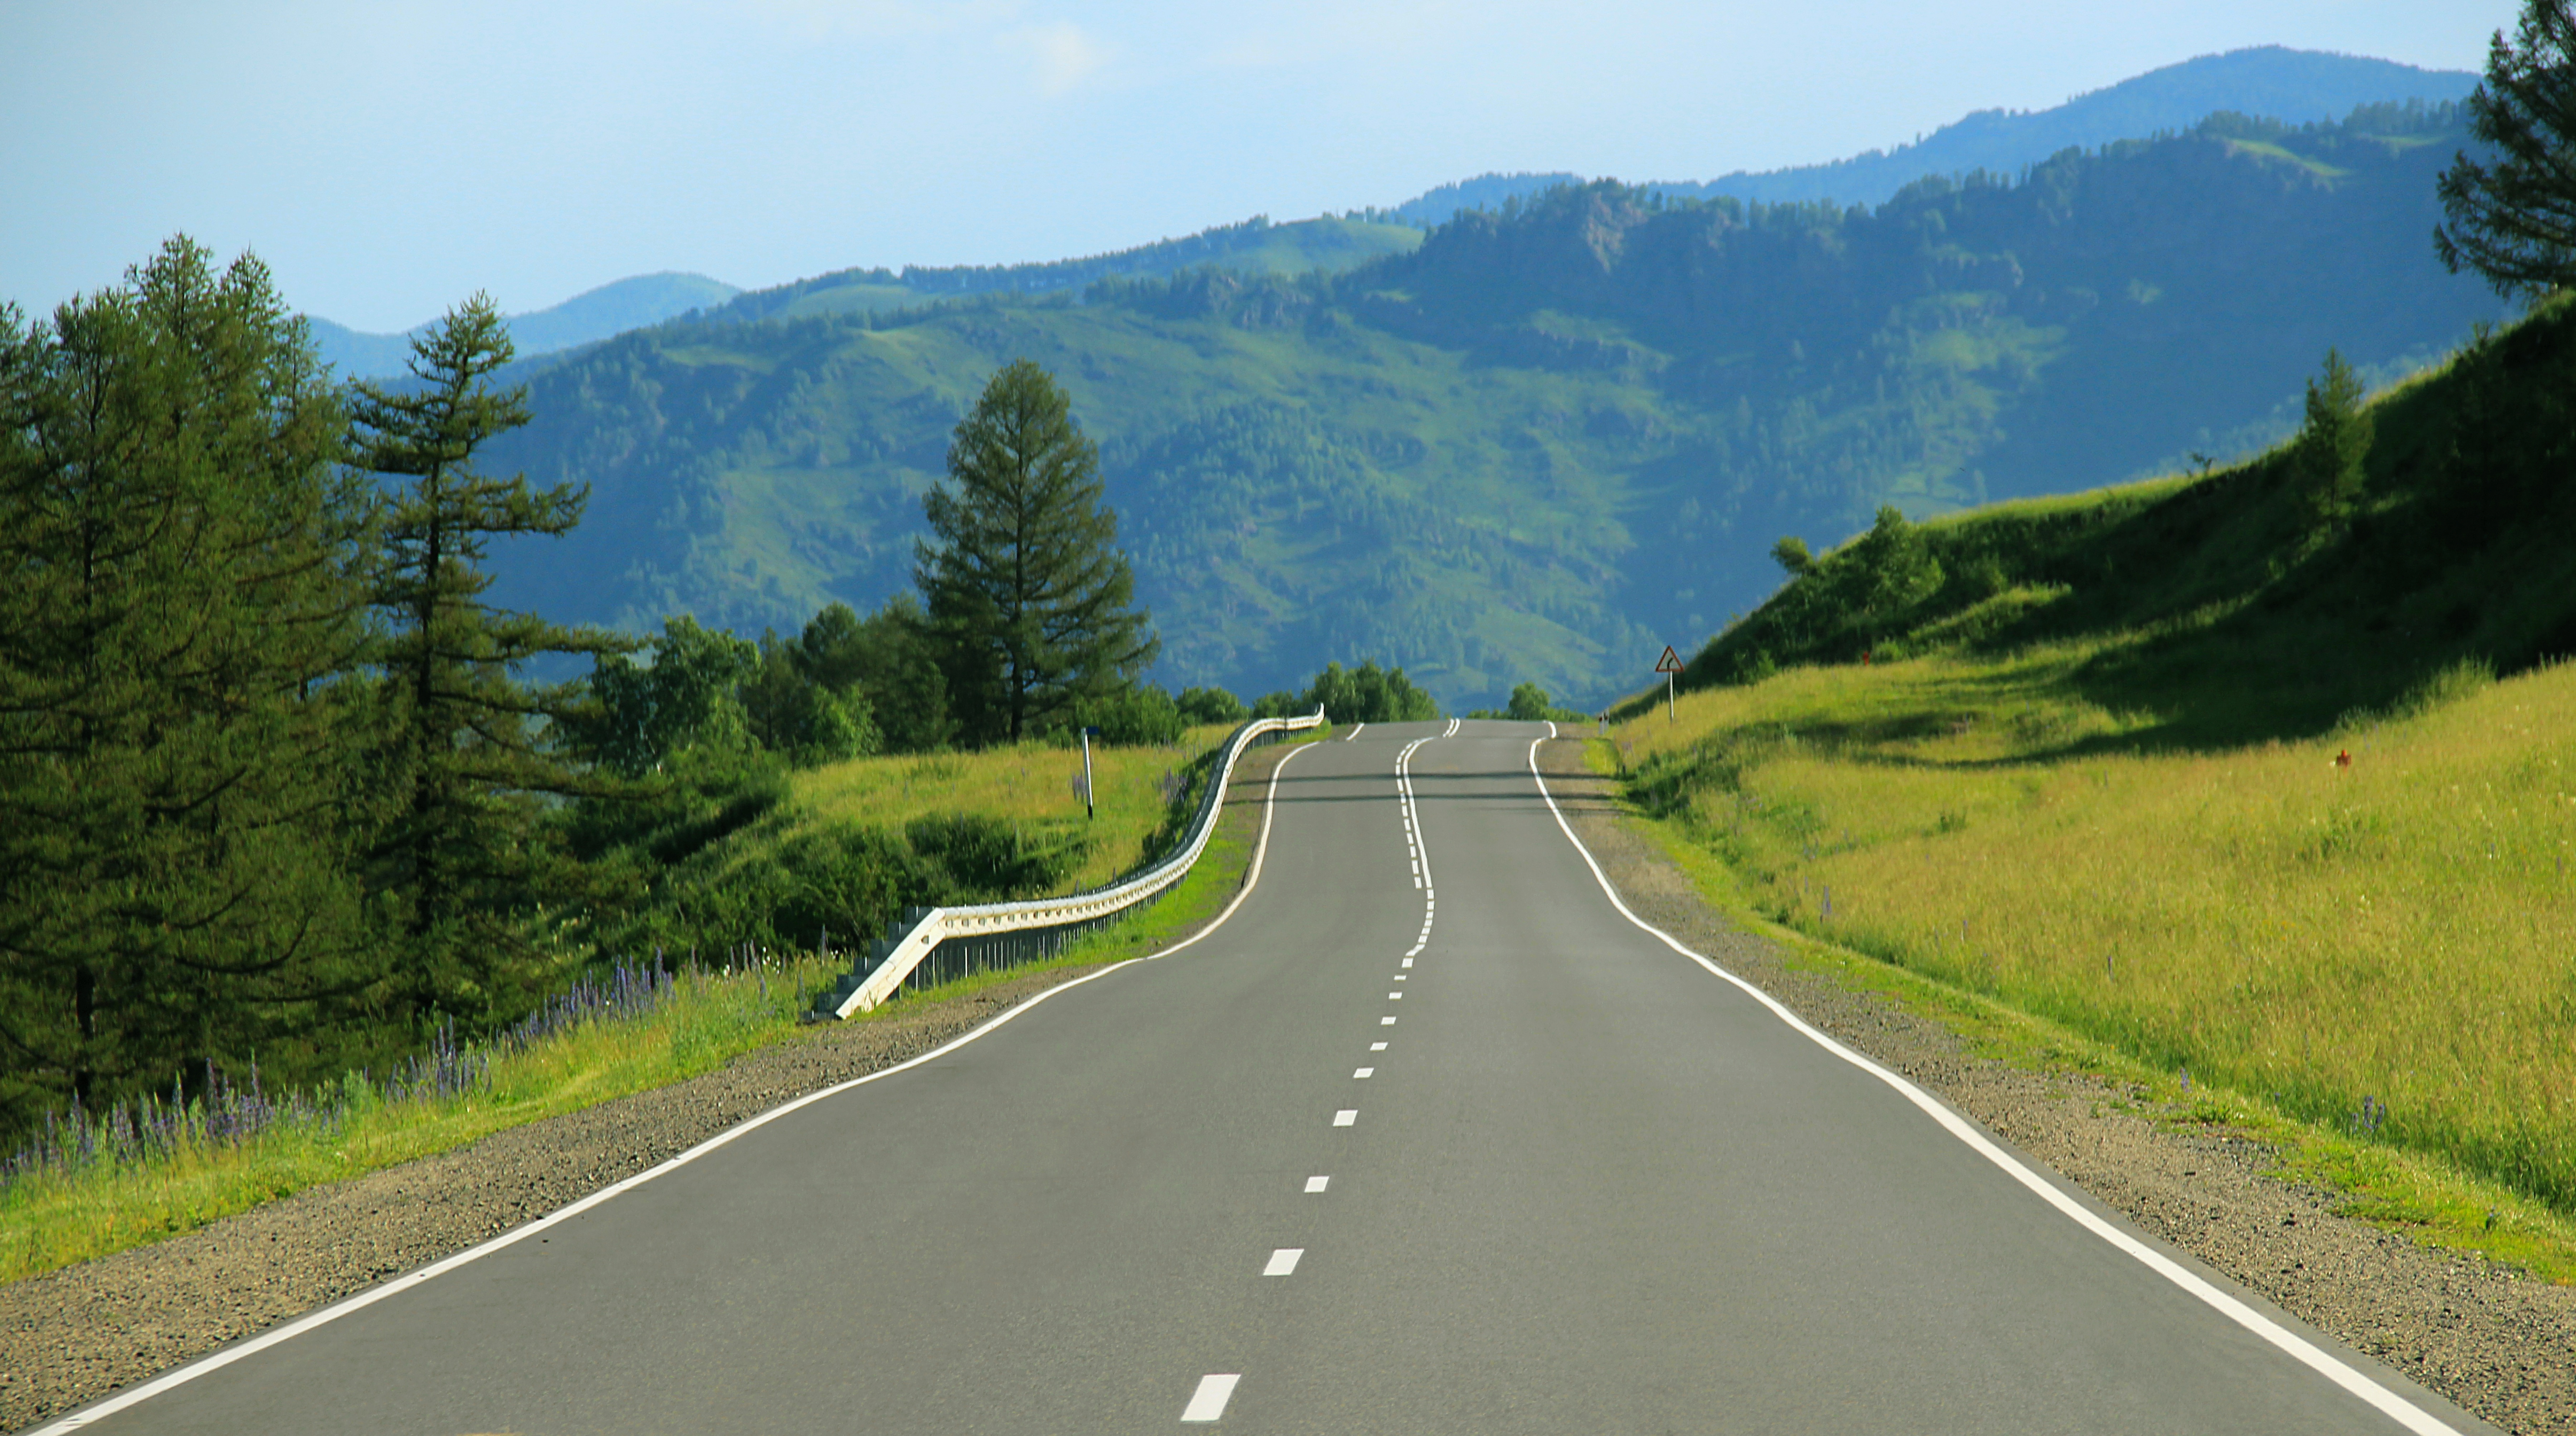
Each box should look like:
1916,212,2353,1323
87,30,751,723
1613,652,2576,1214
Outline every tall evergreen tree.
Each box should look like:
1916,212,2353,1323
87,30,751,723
349,296,630,1021
2437,0,2576,296
915,360,1157,744
2292,349,2373,532
0,238,377,1133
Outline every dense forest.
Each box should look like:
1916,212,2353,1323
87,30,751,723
476,104,2501,712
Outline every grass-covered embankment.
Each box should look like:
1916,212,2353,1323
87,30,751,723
0,726,1326,1285
1608,655,2576,1275
1610,294,2576,1275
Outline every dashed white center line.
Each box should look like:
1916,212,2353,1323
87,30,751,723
1306,1175,1330,1193
1353,1067,1374,1079
1387,992,1402,999
1264,1248,1304,1276
1334,1109,1357,1126
1182,1373,1240,1423
1393,974,1406,981
1401,958,1413,968
1370,1041,1387,1051
1381,1016,1397,1026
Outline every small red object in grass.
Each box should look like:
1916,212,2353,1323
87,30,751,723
2334,749,2352,768
1862,650,1873,666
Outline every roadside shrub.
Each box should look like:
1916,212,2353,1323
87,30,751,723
1176,685,1248,725
1079,685,1187,746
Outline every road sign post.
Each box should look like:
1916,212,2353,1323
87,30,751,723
1655,646,1683,722
1081,725,1101,819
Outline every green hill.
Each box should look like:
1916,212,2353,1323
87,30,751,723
1654,292,2576,742
482,105,2499,712
1599,293,2576,1255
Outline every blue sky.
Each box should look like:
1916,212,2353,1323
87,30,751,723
1,0,2519,333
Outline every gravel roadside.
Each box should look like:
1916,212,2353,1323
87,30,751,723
9,735,2571,1433
1533,737,2576,1435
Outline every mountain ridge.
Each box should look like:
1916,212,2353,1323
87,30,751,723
311,45,2474,380
477,103,2499,714
308,271,740,379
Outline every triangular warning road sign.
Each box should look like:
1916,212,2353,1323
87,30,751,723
1655,646,1684,673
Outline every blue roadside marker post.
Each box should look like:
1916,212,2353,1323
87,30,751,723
1082,725,1101,819
1655,645,1684,723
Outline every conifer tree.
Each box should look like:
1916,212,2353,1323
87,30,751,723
2293,349,2373,532
0,238,376,1131
2437,0,2576,296
350,296,630,1020
916,360,1157,743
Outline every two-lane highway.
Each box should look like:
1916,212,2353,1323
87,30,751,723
42,720,2494,1434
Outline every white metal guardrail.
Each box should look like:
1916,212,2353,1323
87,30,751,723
811,709,1327,1019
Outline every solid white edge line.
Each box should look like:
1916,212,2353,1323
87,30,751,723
1346,722,1365,741
1181,1372,1241,1423
1519,739,2463,1436
1147,738,1318,961
38,739,1334,1434
33,952,1147,1435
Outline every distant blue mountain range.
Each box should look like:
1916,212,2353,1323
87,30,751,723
308,271,739,380
307,45,2475,378
1392,45,2476,224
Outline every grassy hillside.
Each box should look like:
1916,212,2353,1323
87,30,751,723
482,106,2499,712
1664,293,2576,739
1605,295,2576,1256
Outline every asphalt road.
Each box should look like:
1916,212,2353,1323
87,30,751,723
46,720,2497,1435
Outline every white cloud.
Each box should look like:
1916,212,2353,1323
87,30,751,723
1005,19,1118,97
1010,19,1114,96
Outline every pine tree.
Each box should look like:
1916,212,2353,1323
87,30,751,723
915,360,1158,744
2436,0,2576,297
0,238,377,1132
2293,349,2373,532
349,296,630,1020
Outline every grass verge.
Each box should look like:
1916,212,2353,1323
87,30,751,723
1585,729,2576,1283
0,728,1328,1287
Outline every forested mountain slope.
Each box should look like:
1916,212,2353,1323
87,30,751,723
702,215,1424,326
483,106,2499,711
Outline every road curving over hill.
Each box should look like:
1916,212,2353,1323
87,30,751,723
37,721,2498,1435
